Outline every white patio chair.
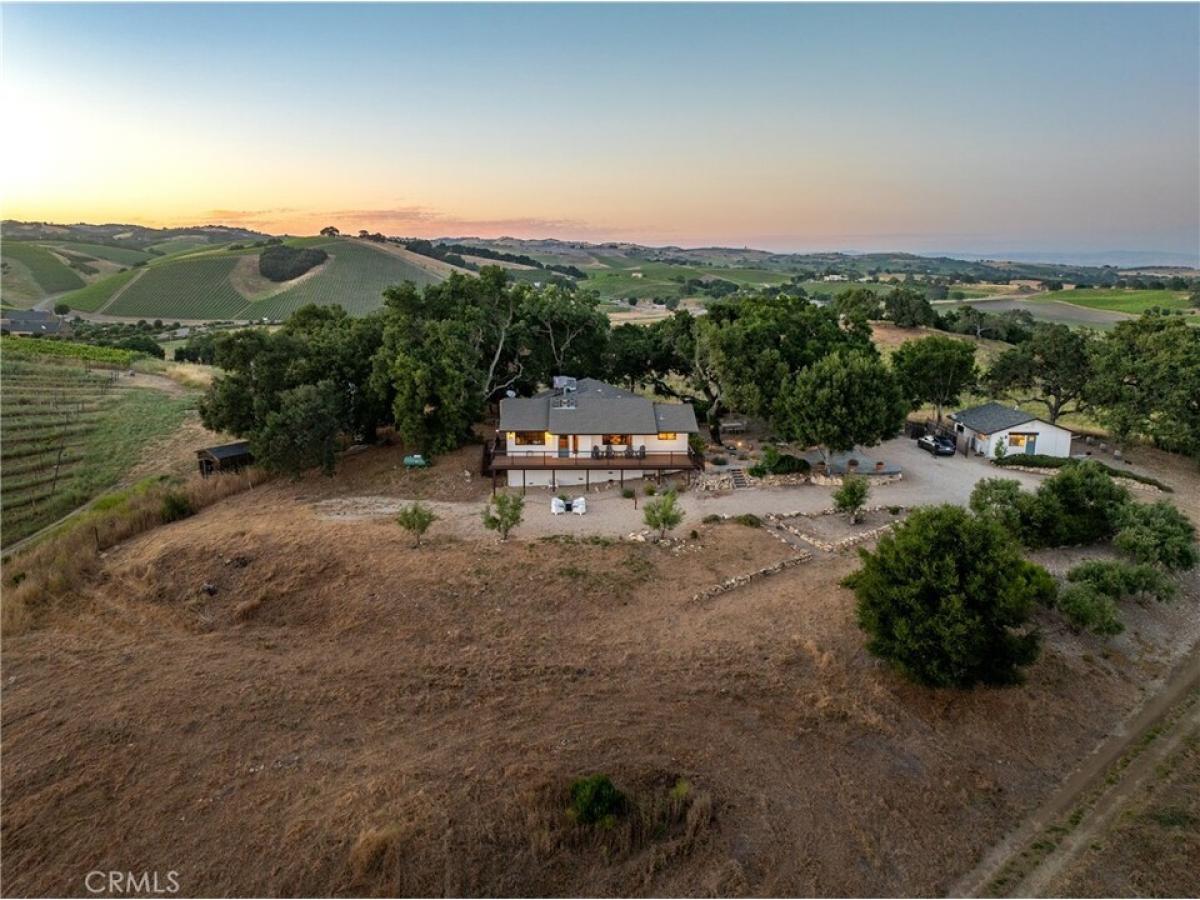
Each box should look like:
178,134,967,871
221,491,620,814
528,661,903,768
572,497,587,515
551,497,566,515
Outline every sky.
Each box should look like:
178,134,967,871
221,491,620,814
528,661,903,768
2,2,1198,257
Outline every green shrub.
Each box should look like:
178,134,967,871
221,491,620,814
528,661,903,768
569,774,626,826
160,492,195,523
733,513,762,528
481,493,524,541
689,529,699,540
747,464,767,478
702,514,722,524
643,491,683,540
396,501,437,547
644,483,657,496
844,505,1054,687
833,474,869,524
1058,583,1124,636
1030,461,1130,547
621,487,635,500
711,456,728,466
1113,501,1198,571
1067,560,1176,603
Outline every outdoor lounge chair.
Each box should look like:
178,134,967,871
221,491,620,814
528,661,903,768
551,497,567,515
637,445,646,459
591,446,602,460
572,497,587,515
605,446,614,460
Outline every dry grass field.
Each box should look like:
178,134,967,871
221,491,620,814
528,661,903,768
3,442,1198,896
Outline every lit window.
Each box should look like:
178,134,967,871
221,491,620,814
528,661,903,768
602,434,631,445
657,432,677,441
512,431,545,446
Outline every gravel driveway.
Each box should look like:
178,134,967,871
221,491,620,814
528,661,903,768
313,436,1049,539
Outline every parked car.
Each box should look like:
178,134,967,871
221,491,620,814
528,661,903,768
917,434,956,456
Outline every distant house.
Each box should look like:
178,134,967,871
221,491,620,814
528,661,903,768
0,308,64,336
822,274,848,282
950,403,1072,459
486,377,703,491
630,272,644,279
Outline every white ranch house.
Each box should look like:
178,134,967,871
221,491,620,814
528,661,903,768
485,377,703,491
950,402,1073,459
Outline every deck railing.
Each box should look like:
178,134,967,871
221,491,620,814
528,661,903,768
483,438,703,473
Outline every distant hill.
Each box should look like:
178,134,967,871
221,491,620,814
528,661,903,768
5,220,1190,321
1,221,267,307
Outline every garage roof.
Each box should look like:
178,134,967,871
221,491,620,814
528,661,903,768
951,402,1038,433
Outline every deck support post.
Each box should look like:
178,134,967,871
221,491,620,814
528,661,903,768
522,469,526,495
585,469,589,491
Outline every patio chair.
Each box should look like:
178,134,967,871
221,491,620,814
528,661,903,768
624,446,634,459
591,445,602,460
637,445,646,459
551,497,567,515
605,446,614,460
572,497,587,515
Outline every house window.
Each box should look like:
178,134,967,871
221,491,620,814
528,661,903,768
657,432,677,441
602,434,631,446
1007,434,1027,449
512,431,545,446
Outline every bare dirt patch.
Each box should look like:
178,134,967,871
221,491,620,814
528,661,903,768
3,458,1199,895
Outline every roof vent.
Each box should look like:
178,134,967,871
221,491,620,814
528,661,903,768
551,396,576,410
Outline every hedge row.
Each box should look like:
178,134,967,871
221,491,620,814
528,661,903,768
0,336,140,366
994,453,1172,493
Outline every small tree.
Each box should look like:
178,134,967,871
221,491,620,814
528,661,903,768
53,302,71,315
844,505,1055,687
833,474,869,524
643,490,683,540
396,501,437,547
993,436,1007,461
482,493,524,541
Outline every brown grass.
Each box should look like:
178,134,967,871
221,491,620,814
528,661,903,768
0,468,268,635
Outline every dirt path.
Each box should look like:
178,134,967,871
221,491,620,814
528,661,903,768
949,649,1200,897
95,266,146,313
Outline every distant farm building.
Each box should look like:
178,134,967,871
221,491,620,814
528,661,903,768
196,441,254,477
822,274,848,282
0,309,64,335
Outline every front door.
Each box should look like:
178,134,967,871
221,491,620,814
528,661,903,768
558,435,570,458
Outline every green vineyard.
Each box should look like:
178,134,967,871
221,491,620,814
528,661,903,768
105,255,250,319
58,268,142,312
245,240,442,319
0,354,195,546
1,242,87,300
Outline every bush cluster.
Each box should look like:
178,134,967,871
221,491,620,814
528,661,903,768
258,245,329,283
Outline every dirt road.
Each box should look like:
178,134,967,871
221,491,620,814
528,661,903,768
950,650,1200,897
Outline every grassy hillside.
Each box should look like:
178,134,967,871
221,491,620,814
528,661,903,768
55,238,445,320
46,241,155,266
246,240,442,318
1,242,87,303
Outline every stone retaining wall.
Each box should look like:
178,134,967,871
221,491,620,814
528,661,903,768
689,553,812,604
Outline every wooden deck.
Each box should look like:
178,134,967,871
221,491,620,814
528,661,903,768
482,441,704,476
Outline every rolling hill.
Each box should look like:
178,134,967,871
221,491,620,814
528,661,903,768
0,221,265,308
56,237,450,321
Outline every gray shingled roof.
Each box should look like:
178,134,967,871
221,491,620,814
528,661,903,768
951,402,1037,433
653,402,699,433
500,378,699,435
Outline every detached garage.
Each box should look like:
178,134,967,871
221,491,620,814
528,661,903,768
950,402,1073,459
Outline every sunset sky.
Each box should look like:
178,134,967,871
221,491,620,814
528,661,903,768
2,2,1198,255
